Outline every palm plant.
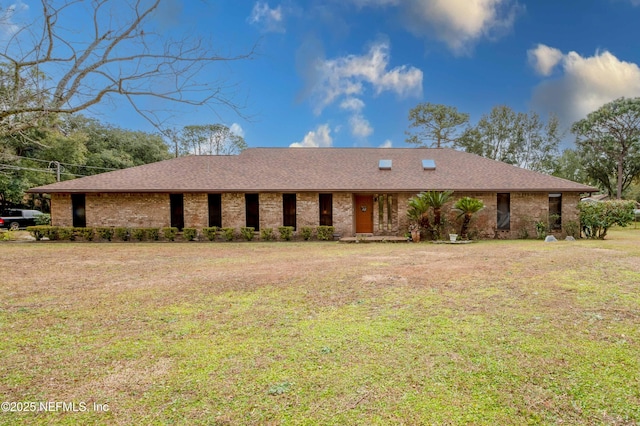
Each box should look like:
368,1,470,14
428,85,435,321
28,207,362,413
407,195,431,241
420,190,454,239
453,197,485,239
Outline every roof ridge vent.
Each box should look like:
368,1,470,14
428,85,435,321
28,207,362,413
379,159,392,170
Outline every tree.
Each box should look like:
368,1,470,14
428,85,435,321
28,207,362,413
578,200,636,239
456,106,560,172
453,197,485,239
0,0,254,138
0,114,171,210
406,103,469,148
179,124,247,155
551,148,592,185
572,97,640,199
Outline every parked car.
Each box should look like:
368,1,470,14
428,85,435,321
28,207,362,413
0,209,44,230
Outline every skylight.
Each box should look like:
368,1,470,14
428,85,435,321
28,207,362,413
422,159,436,170
379,159,392,170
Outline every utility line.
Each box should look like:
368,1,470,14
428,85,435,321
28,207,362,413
0,163,87,177
5,155,118,171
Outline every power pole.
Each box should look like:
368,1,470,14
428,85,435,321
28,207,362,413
49,161,61,181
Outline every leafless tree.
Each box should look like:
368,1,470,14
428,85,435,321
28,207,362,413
0,0,255,137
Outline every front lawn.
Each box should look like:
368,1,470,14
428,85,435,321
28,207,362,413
1,229,639,424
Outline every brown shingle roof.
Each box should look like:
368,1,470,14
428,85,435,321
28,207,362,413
28,148,597,193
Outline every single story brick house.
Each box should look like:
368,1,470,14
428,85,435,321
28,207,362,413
28,148,596,238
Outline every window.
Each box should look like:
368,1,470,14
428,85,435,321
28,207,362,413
71,194,86,228
283,194,296,229
378,194,393,231
497,193,510,230
208,194,222,228
170,194,184,230
549,193,562,230
245,193,259,230
319,193,333,226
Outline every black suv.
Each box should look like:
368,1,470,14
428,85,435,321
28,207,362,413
0,209,44,230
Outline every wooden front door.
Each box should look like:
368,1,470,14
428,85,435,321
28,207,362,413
355,195,374,233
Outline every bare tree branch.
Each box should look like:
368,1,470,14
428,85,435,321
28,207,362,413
0,0,255,137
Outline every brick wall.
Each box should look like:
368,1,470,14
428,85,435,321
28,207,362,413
184,193,208,229
86,193,170,228
332,193,353,236
259,193,281,231
51,193,72,227
297,192,319,229
394,191,582,239
48,190,584,239
221,193,245,229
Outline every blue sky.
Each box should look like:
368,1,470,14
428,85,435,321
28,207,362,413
6,0,640,149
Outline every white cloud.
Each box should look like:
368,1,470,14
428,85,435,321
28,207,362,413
248,1,285,33
379,139,393,148
527,44,563,76
350,0,400,6
404,0,520,54
229,123,245,138
312,40,422,114
290,124,333,147
340,97,373,138
530,47,640,125
349,114,373,138
340,97,366,112
347,0,520,54
1,1,29,37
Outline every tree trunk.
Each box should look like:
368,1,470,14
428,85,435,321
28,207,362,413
617,156,624,199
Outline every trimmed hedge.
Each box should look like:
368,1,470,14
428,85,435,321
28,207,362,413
317,226,335,241
162,227,178,241
300,226,313,241
183,228,198,241
222,228,235,241
25,225,339,243
278,226,294,241
96,227,114,241
202,227,219,241
260,227,274,241
115,227,130,241
240,227,255,241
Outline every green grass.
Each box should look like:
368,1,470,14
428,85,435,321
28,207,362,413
1,229,639,424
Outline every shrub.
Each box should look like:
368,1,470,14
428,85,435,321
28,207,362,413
96,227,114,241
260,227,274,241
76,227,95,241
162,227,178,241
222,227,235,241
27,226,48,241
317,226,334,241
147,228,160,241
301,226,313,241
183,228,198,241
115,227,130,241
131,228,146,241
278,226,294,241
240,227,255,241
0,230,15,241
564,220,580,239
579,200,636,239
535,220,547,240
34,213,51,225
202,227,219,241
57,227,74,241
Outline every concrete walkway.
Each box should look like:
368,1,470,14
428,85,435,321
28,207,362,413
339,236,409,243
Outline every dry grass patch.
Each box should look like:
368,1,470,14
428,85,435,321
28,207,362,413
1,230,639,424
